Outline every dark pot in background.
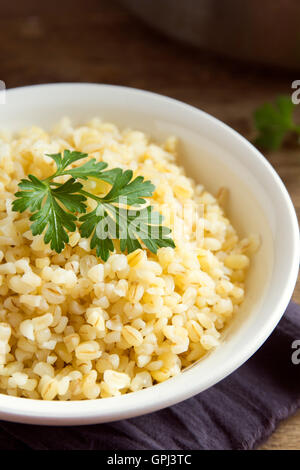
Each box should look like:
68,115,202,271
119,0,300,69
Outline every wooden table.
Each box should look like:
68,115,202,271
1,0,299,450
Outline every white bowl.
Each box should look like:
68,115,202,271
0,83,299,425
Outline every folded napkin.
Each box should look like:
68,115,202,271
0,301,299,450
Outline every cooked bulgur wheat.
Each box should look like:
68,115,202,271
0,118,258,400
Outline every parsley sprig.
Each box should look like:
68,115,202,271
12,150,175,261
254,95,300,150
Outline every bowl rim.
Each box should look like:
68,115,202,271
0,82,299,425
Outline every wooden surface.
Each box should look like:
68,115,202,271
0,0,299,450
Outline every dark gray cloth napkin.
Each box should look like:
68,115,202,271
0,301,299,450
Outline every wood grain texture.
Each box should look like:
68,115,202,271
0,0,299,450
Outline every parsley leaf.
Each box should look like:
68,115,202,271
254,95,300,150
64,159,108,180
12,175,49,214
79,207,115,261
118,205,175,254
30,191,78,253
13,150,175,261
46,150,88,174
13,176,87,253
102,169,155,205
47,150,121,185
79,204,175,262
51,178,87,213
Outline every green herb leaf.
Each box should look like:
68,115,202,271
79,207,115,261
12,175,49,214
51,178,87,213
79,204,175,262
13,150,175,260
13,176,87,253
99,168,125,185
30,192,78,253
102,169,155,205
65,159,108,180
254,95,300,150
118,205,175,254
47,150,121,184
47,150,89,174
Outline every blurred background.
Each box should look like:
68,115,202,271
1,0,299,449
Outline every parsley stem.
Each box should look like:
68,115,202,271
49,181,104,203
42,173,60,184
78,189,103,203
